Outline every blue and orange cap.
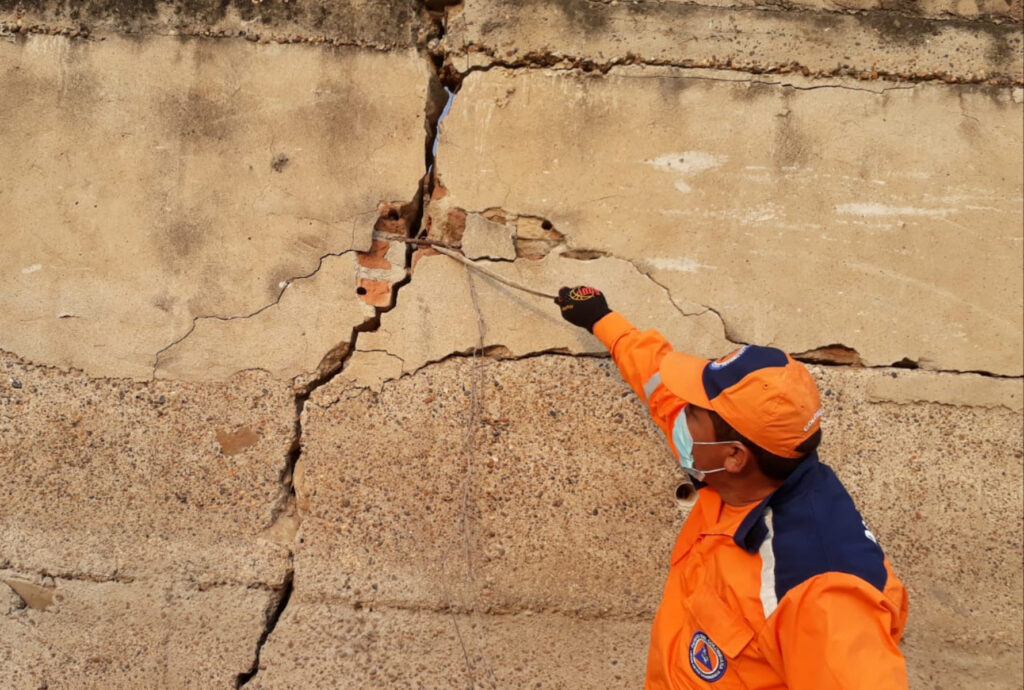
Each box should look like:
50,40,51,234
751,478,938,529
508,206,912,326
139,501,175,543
660,345,823,459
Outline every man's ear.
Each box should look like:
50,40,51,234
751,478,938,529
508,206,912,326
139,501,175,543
724,443,755,474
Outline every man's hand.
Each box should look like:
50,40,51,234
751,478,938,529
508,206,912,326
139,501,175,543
555,286,611,332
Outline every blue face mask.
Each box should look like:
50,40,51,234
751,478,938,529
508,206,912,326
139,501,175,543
672,407,738,482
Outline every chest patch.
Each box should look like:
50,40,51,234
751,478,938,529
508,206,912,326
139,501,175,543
689,631,727,682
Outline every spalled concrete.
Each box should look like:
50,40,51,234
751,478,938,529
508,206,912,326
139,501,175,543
0,36,429,380
436,67,1024,375
461,213,517,261
333,251,730,391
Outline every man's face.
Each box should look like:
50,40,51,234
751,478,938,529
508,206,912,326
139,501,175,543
685,406,738,479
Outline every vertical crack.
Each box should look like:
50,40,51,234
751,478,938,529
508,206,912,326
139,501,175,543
232,22,453,685
235,571,294,688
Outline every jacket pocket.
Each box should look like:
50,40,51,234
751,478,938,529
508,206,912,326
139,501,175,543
687,588,755,659
671,588,756,688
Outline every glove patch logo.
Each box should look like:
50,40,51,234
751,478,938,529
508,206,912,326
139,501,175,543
689,631,727,682
568,286,601,301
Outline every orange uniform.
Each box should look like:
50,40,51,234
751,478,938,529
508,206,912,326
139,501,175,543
593,312,910,689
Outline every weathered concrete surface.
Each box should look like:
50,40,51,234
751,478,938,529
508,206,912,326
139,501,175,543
2,1,1022,686
0,0,426,47
234,356,1023,687
0,351,293,586
652,0,1024,20
155,252,371,382
867,369,1023,410
444,0,1024,82
0,35,429,380
339,251,731,388
461,213,517,260
0,574,277,689
303,357,682,618
437,67,1024,375
247,606,650,689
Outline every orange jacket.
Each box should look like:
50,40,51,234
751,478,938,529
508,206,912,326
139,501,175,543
594,312,910,689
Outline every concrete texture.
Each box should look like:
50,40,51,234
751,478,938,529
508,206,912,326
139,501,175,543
461,213,517,260
2,2,1022,688
867,369,1024,411
0,350,293,586
436,67,1024,375
302,357,682,618
0,574,278,689
443,0,1024,82
0,35,429,380
246,605,651,689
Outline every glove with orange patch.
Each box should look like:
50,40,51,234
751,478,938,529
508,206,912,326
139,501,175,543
555,286,611,332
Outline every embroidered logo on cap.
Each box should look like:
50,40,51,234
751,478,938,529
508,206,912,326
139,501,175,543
689,631,727,681
708,346,749,370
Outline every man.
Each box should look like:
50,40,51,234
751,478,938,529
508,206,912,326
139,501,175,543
555,286,909,689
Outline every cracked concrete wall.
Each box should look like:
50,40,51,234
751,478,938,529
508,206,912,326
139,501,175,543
1,0,1022,688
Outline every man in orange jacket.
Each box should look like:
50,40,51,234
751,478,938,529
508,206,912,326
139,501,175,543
555,286,909,689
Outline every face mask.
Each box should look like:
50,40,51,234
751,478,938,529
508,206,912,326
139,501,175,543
672,407,737,482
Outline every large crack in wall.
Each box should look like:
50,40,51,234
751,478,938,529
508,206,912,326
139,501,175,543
232,15,453,680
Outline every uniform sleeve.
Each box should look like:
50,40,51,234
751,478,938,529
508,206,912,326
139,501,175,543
592,312,686,452
766,572,910,690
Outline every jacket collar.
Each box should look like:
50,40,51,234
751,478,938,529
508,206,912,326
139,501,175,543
733,452,820,553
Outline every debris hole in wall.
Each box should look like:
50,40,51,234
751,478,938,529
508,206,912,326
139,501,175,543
792,344,864,367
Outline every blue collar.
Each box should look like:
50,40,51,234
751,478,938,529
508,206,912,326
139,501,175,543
733,452,821,553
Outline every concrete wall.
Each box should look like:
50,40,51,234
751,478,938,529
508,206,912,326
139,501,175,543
1,1,1021,687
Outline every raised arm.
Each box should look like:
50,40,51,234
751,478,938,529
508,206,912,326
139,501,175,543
556,287,686,453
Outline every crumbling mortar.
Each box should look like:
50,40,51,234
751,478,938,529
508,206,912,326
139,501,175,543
447,51,1024,88
2,569,136,586
291,594,656,622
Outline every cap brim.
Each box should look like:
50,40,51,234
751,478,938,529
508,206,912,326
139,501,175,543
660,352,712,408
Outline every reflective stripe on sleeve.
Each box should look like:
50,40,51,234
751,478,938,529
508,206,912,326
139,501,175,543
643,372,663,401
759,507,780,619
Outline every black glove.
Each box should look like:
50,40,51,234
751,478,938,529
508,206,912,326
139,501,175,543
555,286,611,332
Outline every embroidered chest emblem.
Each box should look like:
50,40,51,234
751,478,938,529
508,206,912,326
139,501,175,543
689,631,727,682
